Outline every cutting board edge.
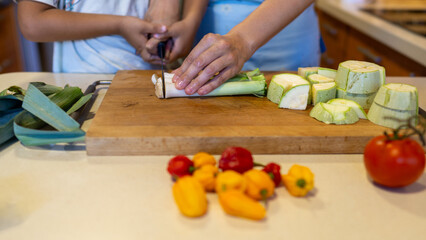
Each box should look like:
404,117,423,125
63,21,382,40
85,135,372,156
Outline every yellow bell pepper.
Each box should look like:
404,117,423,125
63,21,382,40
282,164,314,197
193,165,219,192
172,176,208,217
215,170,246,193
218,190,266,220
243,169,275,200
193,152,216,168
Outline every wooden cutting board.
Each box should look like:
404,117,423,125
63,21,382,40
86,70,390,156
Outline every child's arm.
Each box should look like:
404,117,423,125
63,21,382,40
145,0,181,27
17,0,166,53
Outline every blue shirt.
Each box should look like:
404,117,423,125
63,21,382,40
196,1,321,71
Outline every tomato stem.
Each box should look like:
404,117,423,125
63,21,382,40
383,115,425,146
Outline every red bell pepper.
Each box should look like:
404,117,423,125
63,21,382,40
219,146,254,173
167,155,195,179
262,162,282,187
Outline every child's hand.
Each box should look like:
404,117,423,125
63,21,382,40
142,0,181,64
118,16,167,56
166,20,199,63
144,19,198,65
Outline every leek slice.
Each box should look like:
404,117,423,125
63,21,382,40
335,60,385,94
153,69,266,99
312,82,337,106
336,88,376,109
318,67,337,79
367,102,417,129
373,83,418,111
327,98,367,119
308,74,335,84
298,67,318,79
266,73,310,110
310,102,359,125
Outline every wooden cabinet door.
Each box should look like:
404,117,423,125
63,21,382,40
346,28,426,76
317,10,349,69
0,5,24,73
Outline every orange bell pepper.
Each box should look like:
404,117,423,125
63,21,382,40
243,169,275,200
282,164,314,197
172,176,208,217
218,190,266,220
193,152,216,168
215,170,246,193
193,165,219,192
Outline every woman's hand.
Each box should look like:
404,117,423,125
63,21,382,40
172,32,253,95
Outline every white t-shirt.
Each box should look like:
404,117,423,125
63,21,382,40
24,0,152,73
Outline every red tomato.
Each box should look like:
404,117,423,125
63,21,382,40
364,135,425,188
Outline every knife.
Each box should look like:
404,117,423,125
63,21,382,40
158,41,167,98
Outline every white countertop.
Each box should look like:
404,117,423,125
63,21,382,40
0,72,426,240
316,0,426,67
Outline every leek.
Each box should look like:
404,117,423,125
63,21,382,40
21,84,81,131
0,82,92,146
17,85,84,129
152,69,267,98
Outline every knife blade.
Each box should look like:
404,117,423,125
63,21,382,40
157,41,166,98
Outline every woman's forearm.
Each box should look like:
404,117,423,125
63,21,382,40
228,0,315,57
17,1,124,42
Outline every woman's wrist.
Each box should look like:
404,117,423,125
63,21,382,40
226,29,257,63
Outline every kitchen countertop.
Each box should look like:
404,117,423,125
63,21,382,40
316,0,426,67
1,72,426,240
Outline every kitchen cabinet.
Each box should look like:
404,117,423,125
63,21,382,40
346,27,426,76
317,10,349,69
0,4,24,73
317,9,426,76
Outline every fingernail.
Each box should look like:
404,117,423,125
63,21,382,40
185,87,194,95
172,75,179,83
177,80,185,89
160,25,167,32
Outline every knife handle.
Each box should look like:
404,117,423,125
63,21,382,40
157,41,167,59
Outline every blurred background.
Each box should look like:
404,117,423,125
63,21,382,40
1,0,425,75
1,0,53,73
